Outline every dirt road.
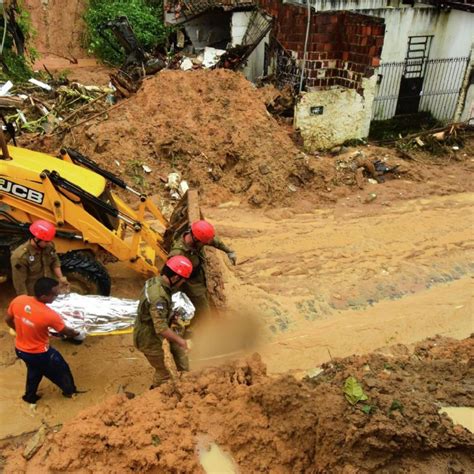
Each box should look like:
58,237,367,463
1,192,473,440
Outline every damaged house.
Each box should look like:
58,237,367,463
165,0,474,150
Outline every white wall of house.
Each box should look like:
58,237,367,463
295,75,378,150
290,1,474,121
231,11,252,46
231,12,270,81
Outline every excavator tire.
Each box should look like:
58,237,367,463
60,251,111,296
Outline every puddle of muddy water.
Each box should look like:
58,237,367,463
199,442,237,474
439,407,474,433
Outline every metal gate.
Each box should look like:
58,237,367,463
372,57,469,121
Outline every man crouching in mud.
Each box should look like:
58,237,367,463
133,255,193,388
5,277,85,403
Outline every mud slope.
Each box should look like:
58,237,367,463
4,337,474,473
25,0,88,58
63,69,303,206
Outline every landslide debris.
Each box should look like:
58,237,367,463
5,336,474,473
62,69,305,207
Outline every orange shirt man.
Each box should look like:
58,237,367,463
5,277,83,403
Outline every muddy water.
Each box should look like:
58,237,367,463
199,442,237,473
1,193,473,439
440,407,474,433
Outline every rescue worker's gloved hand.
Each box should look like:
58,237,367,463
226,251,237,266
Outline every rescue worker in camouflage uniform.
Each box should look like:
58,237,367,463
133,255,193,388
168,220,236,320
10,220,69,296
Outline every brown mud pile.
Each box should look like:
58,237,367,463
62,69,304,206
5,336,474,473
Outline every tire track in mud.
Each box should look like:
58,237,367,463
208,193,474,339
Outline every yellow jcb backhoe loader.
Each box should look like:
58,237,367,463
0,132,199,295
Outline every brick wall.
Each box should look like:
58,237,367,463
258,0,385,92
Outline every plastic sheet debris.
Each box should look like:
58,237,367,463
49,293,138,335
28,78,53,91
180,57,194,71
0,80,13,96
202,47,226,68
166,172,188,200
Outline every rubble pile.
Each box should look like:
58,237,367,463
63,69,303,206
5,336,474,473
0,78,113,135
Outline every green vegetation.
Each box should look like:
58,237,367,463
0,0,38,81
84,0,168,65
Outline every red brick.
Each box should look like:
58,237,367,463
368,46,377,57
375,36,384,47
371,57,380,67
324,43,333,52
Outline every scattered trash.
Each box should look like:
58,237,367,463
305,367,324,379
415,137,425,147
432,131,445,141
202,47,227,68
180,58,194,71
288,184,297,192
28,78,53,91
179,180,189,196
343,376,368,405
367,178,378,185
0,77,115,135
142,164,152,173
365,193,377,203
0,80,14,96
23,425,46,460
452,145,459,151
165,172,189,199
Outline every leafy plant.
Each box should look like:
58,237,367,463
343,376,368,405
84,0,168,65
126,159,148,189
389,399,404,414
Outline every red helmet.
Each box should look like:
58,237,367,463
191,220,215,244
29,220,56,241
165,255,193,278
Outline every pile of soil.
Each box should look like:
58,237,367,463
62,69,304,206
5,336,473,473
